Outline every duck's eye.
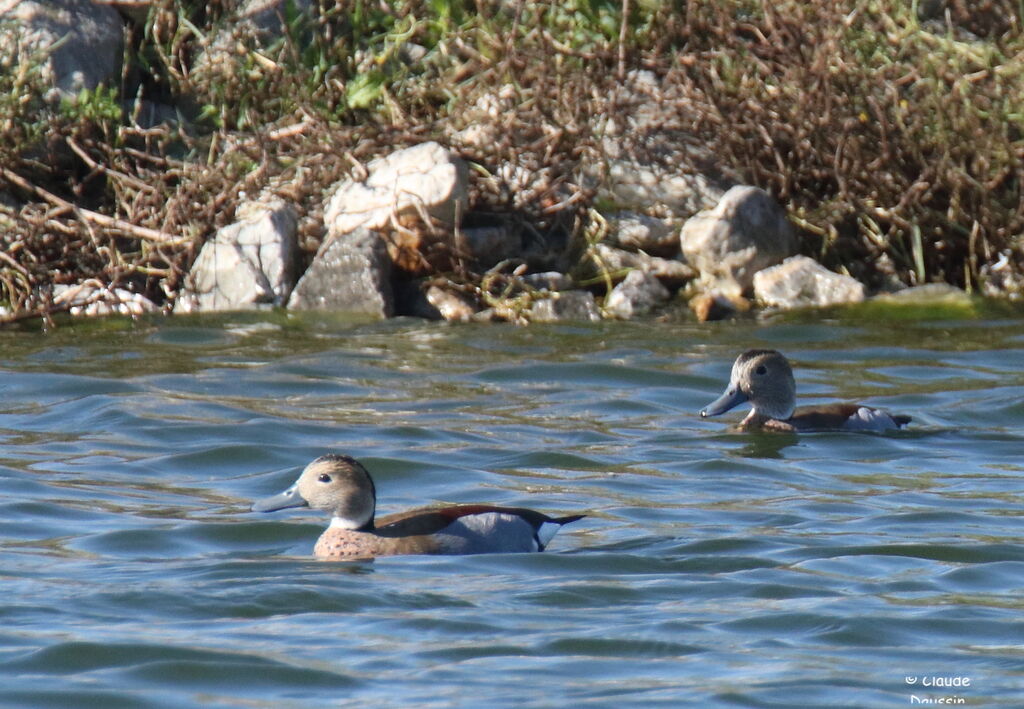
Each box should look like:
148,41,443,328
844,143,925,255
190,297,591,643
317,473,332,483
755,365,767,375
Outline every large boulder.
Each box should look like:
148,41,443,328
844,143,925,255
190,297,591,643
175,200,298,313
324,141,468,238
753,255,866,309
288,227,393,318
680,185,797,294
0,0,123,100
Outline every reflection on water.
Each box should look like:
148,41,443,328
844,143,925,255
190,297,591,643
0,305,1023,707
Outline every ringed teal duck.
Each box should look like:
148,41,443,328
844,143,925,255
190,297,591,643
252,454,585,559
700,349,911,432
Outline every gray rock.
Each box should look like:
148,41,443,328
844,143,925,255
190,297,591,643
680,185,798,293
288,227,393,318
521,272,574,292
604,270,671,319
528,291,601,323
175,200,298,313
592,244,695,289
606,212,679,257
324,142,468,237
1,0,123,100
753,255,866,309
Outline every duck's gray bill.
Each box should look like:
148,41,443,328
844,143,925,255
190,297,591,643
700,387,748,418
251,485,308,513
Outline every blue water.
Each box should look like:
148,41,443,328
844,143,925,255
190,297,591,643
1,307,1023,708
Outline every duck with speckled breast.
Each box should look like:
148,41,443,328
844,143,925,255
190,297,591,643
252,454,585,559
700,349,911,433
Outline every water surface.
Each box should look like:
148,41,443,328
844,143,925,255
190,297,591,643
1,305,1023,707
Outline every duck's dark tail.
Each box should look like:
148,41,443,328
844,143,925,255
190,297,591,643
893,414,912,427
536,514,586,551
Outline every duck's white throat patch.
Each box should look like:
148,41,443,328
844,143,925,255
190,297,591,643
329,510,373,531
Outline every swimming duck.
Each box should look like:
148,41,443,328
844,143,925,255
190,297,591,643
700,349,911,432
252,454,585,559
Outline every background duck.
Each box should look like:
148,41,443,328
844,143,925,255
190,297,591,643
700,349,911,432
252,454,585,559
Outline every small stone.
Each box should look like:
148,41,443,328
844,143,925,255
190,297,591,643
689,291,749,322
521,272,574,292
288,227,393,318
604,270,671,319
426,286,476,322
529,291,601,323
606,212,679,258
55,283,158,317
680,185,797,293
753,255,866,309
592,244,695,289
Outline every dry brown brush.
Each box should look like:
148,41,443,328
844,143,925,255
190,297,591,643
1,0,1022,324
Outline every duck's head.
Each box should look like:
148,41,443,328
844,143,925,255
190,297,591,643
700,349,796,421
252,454,377,531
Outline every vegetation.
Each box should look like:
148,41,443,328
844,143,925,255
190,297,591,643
1,0,1022,323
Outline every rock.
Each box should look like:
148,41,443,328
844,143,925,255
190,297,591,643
0,0,124,100
174,199,298,314
521,272,574,292
874,283,971,304
680,185,798,293
689,291,750,322
591,244,695,289
287,227,393,318
54,282,158,317
426,286,476,322
753,255,866,309
606,212,679,258
604,270,670,319
324,142,468,237
528,291,601,323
